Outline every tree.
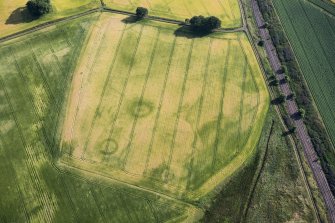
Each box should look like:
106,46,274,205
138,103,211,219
189,15,221,33
205,16,221,31
278,94,286,103
257,40,264,46
136,7,148,19
26,0,51,16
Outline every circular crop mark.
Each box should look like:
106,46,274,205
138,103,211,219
128,99,154,118
101,139,118,155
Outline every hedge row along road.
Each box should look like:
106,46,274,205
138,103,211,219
250,0,335,222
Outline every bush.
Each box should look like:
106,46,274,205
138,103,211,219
26,0,51,16
136,7,148,19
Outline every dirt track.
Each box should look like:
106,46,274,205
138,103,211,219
250,0,335,222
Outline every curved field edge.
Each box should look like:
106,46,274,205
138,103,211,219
57,12,269,201
0,14,196,222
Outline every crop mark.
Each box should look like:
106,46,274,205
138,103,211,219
166,39,194,180
211,40,231,171
144,36,177,175
186,39,213,190
104,25,145,164
80,22,127,160
237,39,261,150
66,19,109,158
121,29,161,169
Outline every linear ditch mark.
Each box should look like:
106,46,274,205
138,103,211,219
79,22,128,160
211,41,231,170
66,14,107,156
186,39,213,190
81,23,127,161
237,39,261,152
165,39,195,180
241,119,275,222
104,25,145,165
236,43,248,152
0,76,54,222
143,36,177,175
121,29,161,169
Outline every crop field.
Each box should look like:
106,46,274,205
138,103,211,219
0,0,99,38
0,14,199,222
105,0,242,28
60,13,269,200
272,0,335,145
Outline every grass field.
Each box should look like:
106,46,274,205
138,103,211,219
0,0,99,38
272,0,335,158
104,0,242,28
0,14,200,222
59,13,269,200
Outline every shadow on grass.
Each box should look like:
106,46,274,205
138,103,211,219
121,15,139,24
174,26,212,39
5,7,38,24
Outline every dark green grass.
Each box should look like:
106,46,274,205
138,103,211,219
202,107,317,222
273,0,335,145
0,15,187,222
245,108,316,222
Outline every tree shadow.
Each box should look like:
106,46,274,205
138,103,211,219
174,26,212,39
291,112,301,121
121,15,139,24
5,7,38,24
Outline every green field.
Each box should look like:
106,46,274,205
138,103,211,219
0,0,99,38
272,0,335,145
0,14,200,222
105,0,242,28
59,13,269,200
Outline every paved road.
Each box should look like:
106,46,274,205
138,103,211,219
250,0,335,222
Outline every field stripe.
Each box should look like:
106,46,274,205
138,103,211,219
186,39,213,190
166,39,194,180
80,22,127,160
211,41,231,170
104,25,145,164
143,36,177,175
122,29,161,170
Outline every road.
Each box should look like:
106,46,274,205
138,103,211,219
249,0,335,222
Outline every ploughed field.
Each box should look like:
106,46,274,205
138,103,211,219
105,0,242,28
60,13,269,200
